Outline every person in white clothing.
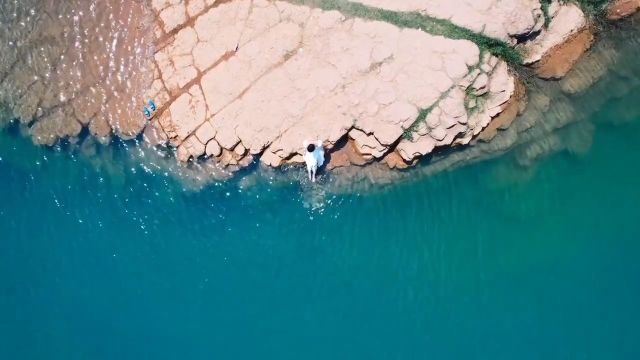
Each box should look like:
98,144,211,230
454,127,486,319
303,140,325,182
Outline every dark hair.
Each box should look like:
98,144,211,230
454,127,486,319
306,144,315,152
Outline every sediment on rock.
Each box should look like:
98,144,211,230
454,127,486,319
477,80,527,142
521,1,594,79
531,26,595,79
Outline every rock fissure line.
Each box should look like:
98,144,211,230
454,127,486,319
284,0,523,64
156,0,240,51
403,84,456,140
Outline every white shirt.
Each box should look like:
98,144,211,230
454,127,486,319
303,140,324,170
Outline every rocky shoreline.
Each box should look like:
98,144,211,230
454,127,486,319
1,0,638,184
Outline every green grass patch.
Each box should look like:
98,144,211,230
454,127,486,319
543,0,609,21
402,106,434,141
464,86,486,115
402,86,456,140
541,0,552,27
288,0,523,65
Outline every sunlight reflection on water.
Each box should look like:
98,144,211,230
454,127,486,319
0,0,153,142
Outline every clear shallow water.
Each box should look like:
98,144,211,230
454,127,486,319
1,91,640,359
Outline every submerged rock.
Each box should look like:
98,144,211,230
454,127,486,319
0,0,154,143
607,0,640,19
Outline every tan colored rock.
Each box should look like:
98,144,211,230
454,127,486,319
478,79,526,141
234,143,247,156
522,2,585,62
1,0,152,146
396,134,437,162
205,138,222,157
217,149,237,167
143,121,169,146
148,0,515,169
14,91,40,122
200,21,303,114
259,150,284,167
383,151,411,169
155,27,199,92
236,153,254,168
72,89,102,125
521,3,592,79
89,114,113,139
176,143,191,162
395,59,514,163
349,128,387,159
165,84,208,141
183,135,206,158
156,0,188,33
192,0,252,71
187,0,206,17
326,139,369,170
472,73,489,96
145,65,171,110
183,3,494,167
533,27,594,79
607,0,640,19
31,108,83,145
195,121,216,144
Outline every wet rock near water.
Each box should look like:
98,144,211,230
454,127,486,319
0,0,154,144
607,0,640,19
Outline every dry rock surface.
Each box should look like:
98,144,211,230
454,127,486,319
148,0,517,170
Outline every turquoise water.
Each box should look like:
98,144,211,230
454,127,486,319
2,91,640,359
2,6,640,359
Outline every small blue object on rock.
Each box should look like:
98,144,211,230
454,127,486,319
143,107,151,119
143,99,158,120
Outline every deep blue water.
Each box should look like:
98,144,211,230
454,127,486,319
1,93,640,359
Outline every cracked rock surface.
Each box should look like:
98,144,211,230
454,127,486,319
148,0,515,169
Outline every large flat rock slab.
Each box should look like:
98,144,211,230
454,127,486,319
150,0,515,168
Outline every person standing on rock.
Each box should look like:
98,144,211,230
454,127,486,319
303,140,325,182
